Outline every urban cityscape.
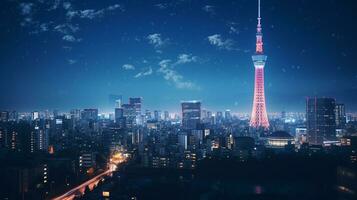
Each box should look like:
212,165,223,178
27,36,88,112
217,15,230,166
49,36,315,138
1,0,357,200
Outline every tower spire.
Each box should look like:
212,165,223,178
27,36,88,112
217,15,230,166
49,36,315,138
258,0,261,25
250,0,269,129
256,0,263,54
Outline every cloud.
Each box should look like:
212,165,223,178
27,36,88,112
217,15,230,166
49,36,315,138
63,2,72,10
107,4,122,11
17,1,123,45
134,67,153,78
207,34,234,50
155,3,168,9
19,3,34,15
227,22,240,35
147,33,168,49
68,59,77,65
49,0,62,10
66,4,123,20
176,54,198,65
19,3,34,26
202,5,215,15
39,23,49,32
122,64,135,70
157,59,199,90
54,23,80,34
78,9,105,19
62,35,81,42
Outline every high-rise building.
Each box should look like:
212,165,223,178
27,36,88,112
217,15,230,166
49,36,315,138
154,110,161,121
216,111,223,124
129,97,142,116
81,109,98,121
145,110,152,120
34,126,49,152
250,0,269,129
32,111,39,121
181,101,201,130
0,111,9,122
109,94,122,109
335,103,346,128
70,109,81,120
306,97,336,145
8,111,18,121
178,133,188,150
122,104,136,128
164,111,170,121
225,110,232,121
115,107,126,127
115,108,124,122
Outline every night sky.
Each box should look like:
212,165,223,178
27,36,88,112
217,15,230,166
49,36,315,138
0,0,356,113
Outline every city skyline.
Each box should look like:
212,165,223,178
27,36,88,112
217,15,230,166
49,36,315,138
1,0,357,112
1,1,357,200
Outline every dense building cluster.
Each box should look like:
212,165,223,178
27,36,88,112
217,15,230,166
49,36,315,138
0,96,357,199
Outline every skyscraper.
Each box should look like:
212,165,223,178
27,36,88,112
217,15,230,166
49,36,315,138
0,111,9,122
306,97,336,145
34,126,49,152
164,111,170,121
225,110,232,122
250,0,269,129
109,94,122,109
115,108,124,123
122,103,136,128
129,97,142,125
129,97,142,116
81,109,98,121
335,103,346,128
181,101,201,130
154,110,161,121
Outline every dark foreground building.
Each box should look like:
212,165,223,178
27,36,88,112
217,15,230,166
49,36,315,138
306,97,336,145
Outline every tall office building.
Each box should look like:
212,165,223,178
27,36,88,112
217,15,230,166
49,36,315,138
178,133,188,150
154,110,161,121
306,97,336,145
122,103,136,128
216,111,223,124
250,0,270,129
145,110,152,120
181,101,201,130
34,126,49,152
0,111,9,122
32,111,39,121
129,97,142,115
164,111,170,121
8,111,17,121
115,107,126,128
81,109,98,121
70,109,81,120
225,109,232,120
335,103,346,128
109,94,122,109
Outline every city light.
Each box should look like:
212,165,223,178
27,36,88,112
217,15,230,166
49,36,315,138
0,0,356,200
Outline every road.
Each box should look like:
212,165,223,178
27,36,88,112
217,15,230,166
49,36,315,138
52,152,125,200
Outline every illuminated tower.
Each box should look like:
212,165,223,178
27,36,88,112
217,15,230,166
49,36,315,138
250,0,269,129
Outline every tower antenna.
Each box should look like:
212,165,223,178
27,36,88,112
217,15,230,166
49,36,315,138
250,0,269,129
258,0,261,20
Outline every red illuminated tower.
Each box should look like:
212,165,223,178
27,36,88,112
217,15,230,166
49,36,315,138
250,0,269,129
